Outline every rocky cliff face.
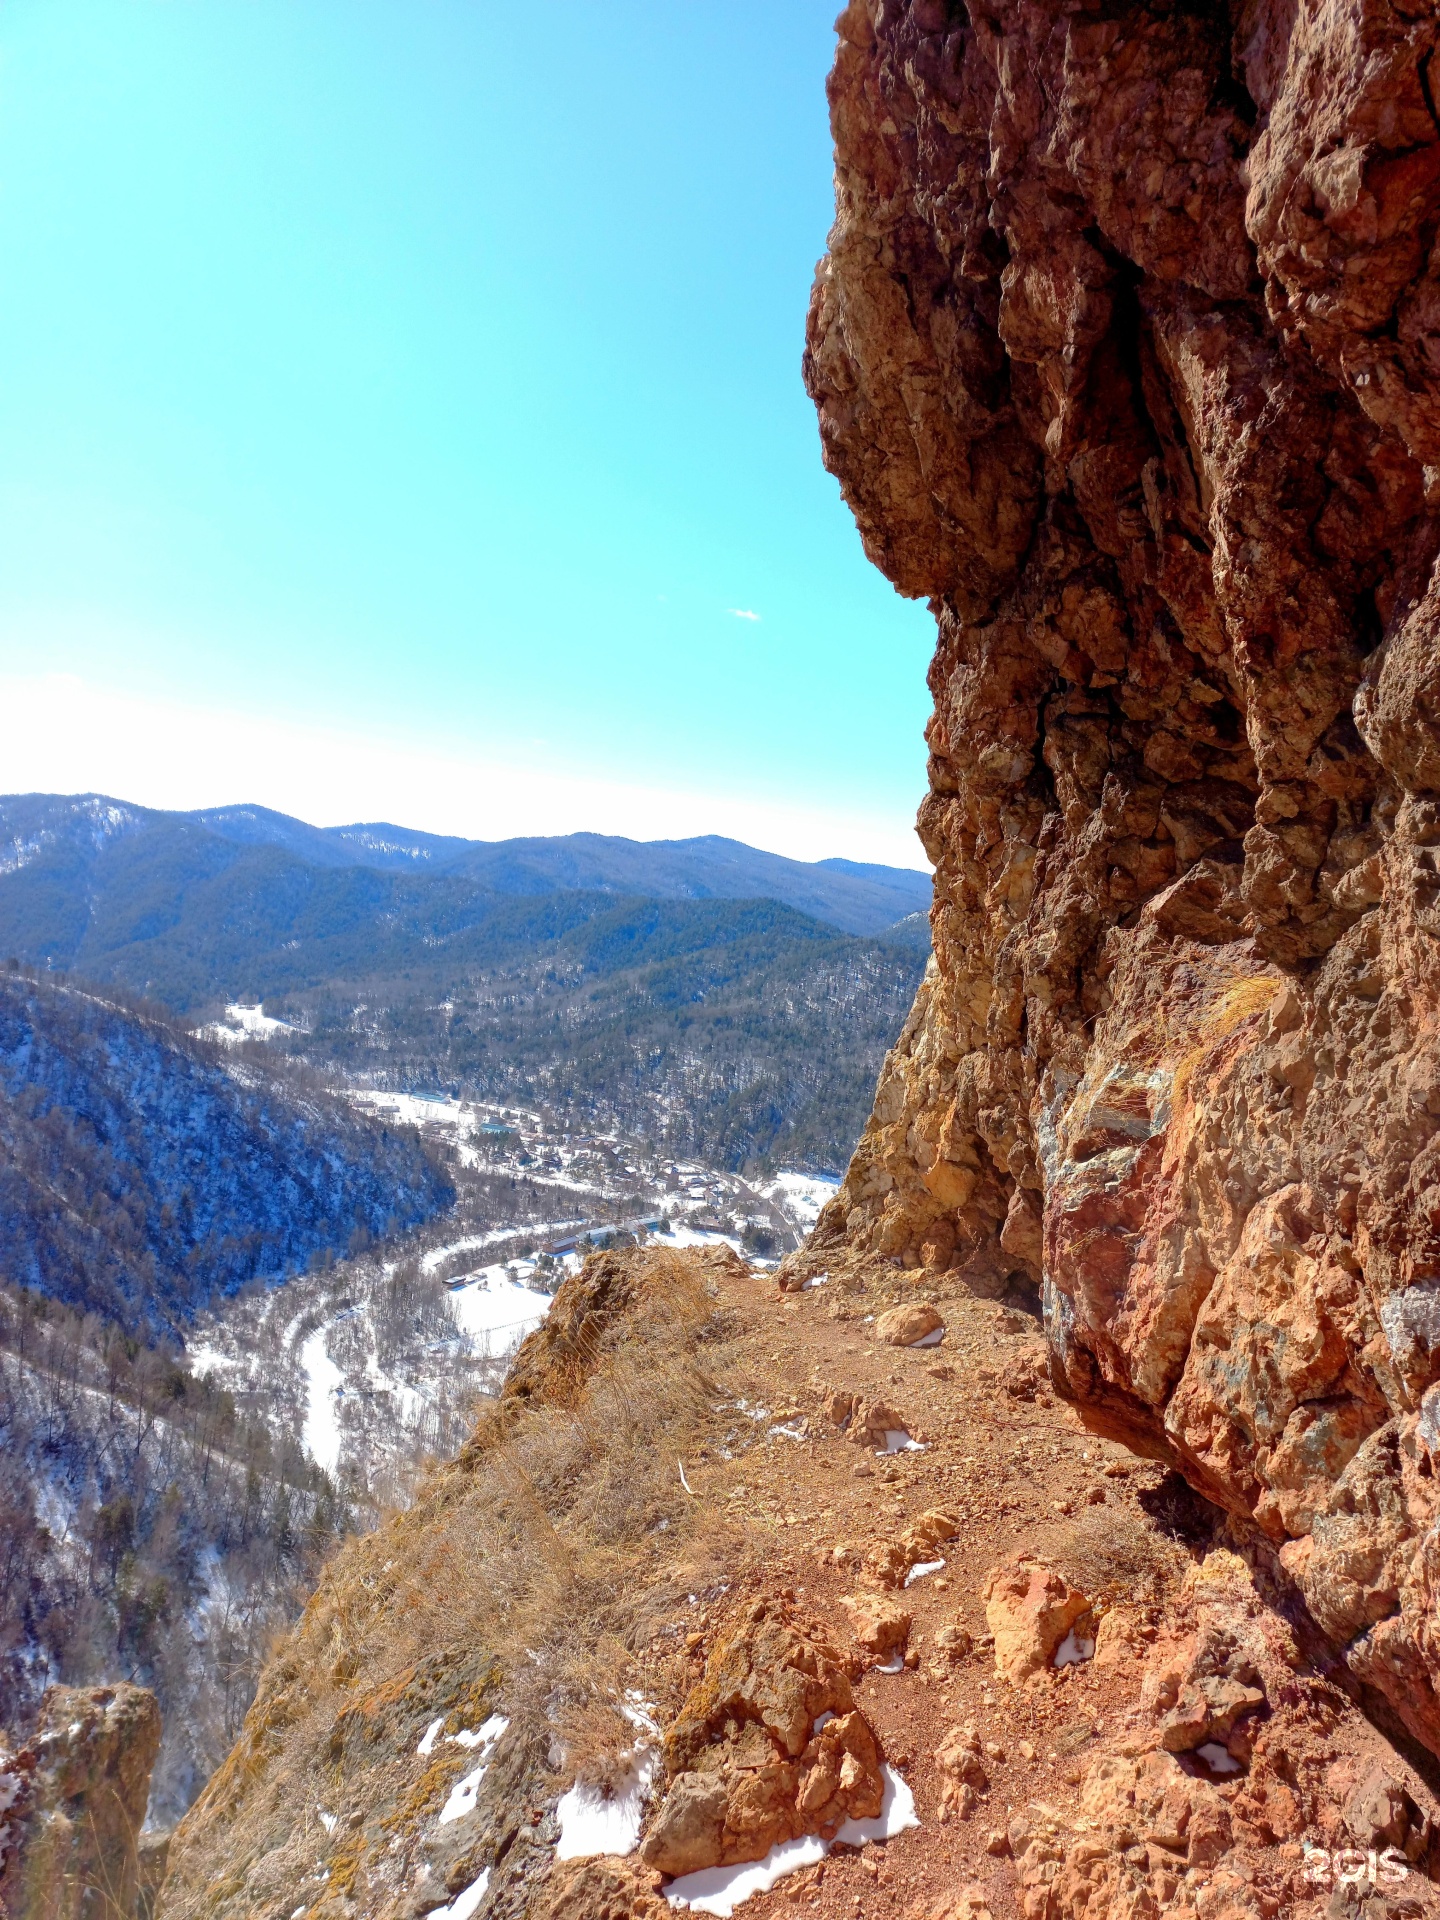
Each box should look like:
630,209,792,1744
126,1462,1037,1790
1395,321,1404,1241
804,0,1440,1759
0,1683,161,1920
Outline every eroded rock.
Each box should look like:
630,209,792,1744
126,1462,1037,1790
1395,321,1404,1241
0,1684,161,1920
641,1601,884,1878
983,1558,1093,1686
876,1302,944,1347
805,0,1440,1766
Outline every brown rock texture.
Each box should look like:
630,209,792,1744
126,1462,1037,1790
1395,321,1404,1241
641,1600,886,1877
0,1684,161,1920
983,1558,1092,1686
877,1301,946,1346
804,0,1440,1757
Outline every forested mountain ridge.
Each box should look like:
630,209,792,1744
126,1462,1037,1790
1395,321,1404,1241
285,903,926,1171
0,794,931,1173
0,968,452,1329
0,792,931,953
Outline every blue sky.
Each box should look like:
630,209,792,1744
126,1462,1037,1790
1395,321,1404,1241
0,2,934,866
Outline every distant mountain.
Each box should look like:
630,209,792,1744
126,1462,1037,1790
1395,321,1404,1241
0,793,929,936
189,803,479,871
0,793,931,1173
437,833,929,933
0,968,452,1329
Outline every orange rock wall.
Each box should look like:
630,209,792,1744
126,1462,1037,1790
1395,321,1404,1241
805,0,1440,1754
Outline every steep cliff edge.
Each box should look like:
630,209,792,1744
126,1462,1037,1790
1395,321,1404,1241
801,0,1440,1761
152,1246,1440,1919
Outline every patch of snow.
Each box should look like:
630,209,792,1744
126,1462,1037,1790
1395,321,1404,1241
438,1765,487,1826
909,1327,945,1348
875,1654,905,1675
184,1342,232,1377
555,1751,659,1861
624,1693,660,1736
452,1713,508,1751
1053,1629,1095,1669
300,1329,344,1477
665,1834,828,1914
436,1717,508,1824
768,1423,808,1443
446,1272,553,1354
834,1765,919,1846
196,1002,296,1046
879,1430,924,1454
417,1717,444,1757
317,1810,336,1834
904,1559,945,1587
1196,1742,1242,1775
430,1867,491,1919
761,1172,841,1233
800,1274,828,1291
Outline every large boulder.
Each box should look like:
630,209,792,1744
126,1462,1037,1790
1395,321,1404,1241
876,1303,944,1347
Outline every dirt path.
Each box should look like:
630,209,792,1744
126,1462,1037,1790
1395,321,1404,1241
658,1266,1173,1919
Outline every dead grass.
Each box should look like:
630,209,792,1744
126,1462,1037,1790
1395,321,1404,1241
1029,1505,1189,1609
157,1247,765,1918
1168,969,1279,1114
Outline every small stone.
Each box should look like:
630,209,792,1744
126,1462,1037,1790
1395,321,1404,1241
1018,1740,1036,1762
985,1828,1010,1856
983,1557,1093,1686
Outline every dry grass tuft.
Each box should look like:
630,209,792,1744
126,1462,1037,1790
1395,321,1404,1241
1168,968,1279,1114
1029,1505,1188,1609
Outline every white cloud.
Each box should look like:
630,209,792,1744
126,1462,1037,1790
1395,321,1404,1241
727,608,761,621
0,673,928,871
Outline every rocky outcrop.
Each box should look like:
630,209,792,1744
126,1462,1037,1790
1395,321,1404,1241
641,1601,886,1877
0,1684,161,1920
805,0,1440,1757
983,1557,1092,1686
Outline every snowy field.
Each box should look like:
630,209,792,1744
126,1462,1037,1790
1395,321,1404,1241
759,1172,841,1231
194,1002,297,1045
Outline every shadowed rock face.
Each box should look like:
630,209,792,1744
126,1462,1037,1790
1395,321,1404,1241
806,0,1440,1753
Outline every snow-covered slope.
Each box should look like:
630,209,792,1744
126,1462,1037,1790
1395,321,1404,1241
0,970,452,1329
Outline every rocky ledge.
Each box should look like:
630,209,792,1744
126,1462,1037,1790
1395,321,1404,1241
147,1249,1440,1919
0,1682,162,1920
800,0,1440,1765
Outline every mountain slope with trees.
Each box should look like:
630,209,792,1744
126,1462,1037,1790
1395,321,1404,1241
0,794,931,1174
0,968,452,1330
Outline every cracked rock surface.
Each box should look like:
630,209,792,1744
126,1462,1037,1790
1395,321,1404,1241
801,0,1440,1762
